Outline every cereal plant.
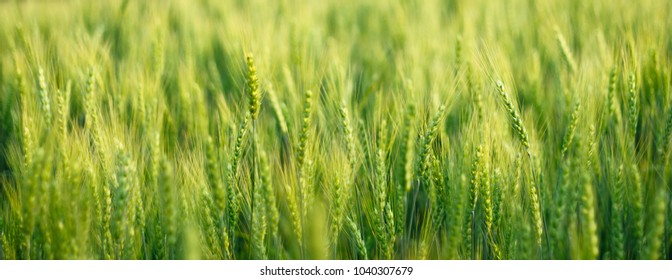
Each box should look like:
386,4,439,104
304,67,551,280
0,0,671,260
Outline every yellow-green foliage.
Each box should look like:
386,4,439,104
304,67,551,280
0,0,671,260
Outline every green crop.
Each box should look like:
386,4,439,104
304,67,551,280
0,0,671,260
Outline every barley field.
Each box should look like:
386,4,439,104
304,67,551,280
0,0,671,260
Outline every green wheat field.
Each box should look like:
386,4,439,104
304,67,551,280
0,0,671,260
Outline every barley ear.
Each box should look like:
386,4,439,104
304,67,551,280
555,28,578,73
627,73,638,144
297,90,314,174
496,81,531,157
246,53,261,120
37,67,52,125
561,100,580,156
